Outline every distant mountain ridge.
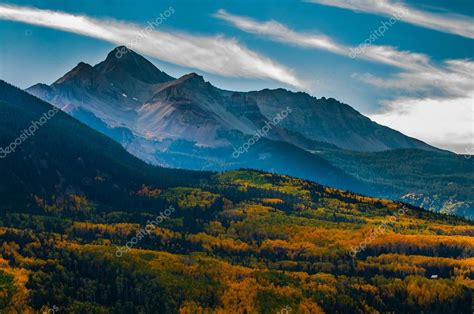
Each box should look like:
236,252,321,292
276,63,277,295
247,89,438,152
26,47,473,218
27,46,438,153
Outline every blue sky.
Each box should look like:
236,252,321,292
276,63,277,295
0,0,473,153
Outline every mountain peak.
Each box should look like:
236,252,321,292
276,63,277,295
94,46,174,84
153,72,210,96
53,62,95,86
105,46,141,62
179,72,204,82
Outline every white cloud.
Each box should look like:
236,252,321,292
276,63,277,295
214,9,346,54
306,0,474,39
366,59,474,153
369,92,474,154
214,9,430,71
355,59,474,97
0,4,304,88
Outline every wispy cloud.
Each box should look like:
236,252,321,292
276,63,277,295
306,0,474,39
355,60,474,98
364,59,474,153
0,4,304,88
214,9,430,71
214,9,346,54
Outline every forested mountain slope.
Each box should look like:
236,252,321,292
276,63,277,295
0,79,472,313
